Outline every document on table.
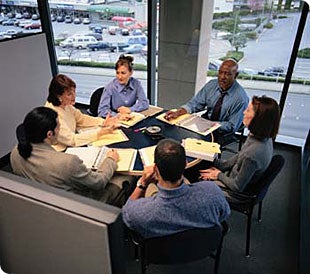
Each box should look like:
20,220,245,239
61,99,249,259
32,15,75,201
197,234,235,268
91,129,129,147
138,145,156,166
140,105,164,117
156,110,221,136
120,112,146,128
66,146,137,172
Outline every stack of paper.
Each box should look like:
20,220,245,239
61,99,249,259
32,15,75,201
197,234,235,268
66,146,137,172
138,145,156,166
156,110,221,136
91,129,129,147
120,112,146,128
182,138,221,162
140,105,164,117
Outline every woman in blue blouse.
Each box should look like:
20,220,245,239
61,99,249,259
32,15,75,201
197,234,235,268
97,54,149,119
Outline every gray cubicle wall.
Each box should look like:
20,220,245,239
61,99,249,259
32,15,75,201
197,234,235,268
0,171,126,274
0,34,52,157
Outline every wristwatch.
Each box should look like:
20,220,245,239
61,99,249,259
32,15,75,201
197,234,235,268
136,181,147,191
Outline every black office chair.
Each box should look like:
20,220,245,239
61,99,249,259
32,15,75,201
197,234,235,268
87,87,104,116
220,154,285,257
130,222,228,274
218,124,245,157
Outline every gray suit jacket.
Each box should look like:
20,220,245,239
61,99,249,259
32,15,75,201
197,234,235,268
10,143,117,197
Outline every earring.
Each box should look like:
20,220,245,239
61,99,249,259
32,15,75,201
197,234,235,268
59,97,62,102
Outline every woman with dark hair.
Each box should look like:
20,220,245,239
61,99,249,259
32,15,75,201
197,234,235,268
97,54,149,119
10,107,129,205
199,95,281,192
45,74,118,151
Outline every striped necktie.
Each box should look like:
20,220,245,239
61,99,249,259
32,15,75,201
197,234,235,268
210,91,227,121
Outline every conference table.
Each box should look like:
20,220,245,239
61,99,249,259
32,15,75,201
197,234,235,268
108,110,214,175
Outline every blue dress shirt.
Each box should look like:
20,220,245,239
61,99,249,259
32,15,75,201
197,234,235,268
182,79,249,133
98,77,149,117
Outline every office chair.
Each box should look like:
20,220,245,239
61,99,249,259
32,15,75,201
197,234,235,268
217,124,245,158
220,154,285,257
87,87,104,116
129,222,228,274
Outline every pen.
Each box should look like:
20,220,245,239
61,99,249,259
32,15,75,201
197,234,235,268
134,126,147,133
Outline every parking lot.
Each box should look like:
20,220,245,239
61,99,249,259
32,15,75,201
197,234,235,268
51,20,148,65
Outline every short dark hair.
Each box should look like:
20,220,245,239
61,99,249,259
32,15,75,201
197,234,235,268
115,54,134,72
248,96,280,139
47,74,76,106
154,139,186,183
17,107,58,159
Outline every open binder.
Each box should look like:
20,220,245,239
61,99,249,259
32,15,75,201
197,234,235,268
138,145,156,167
66,146,137,172
120,112,146,128
156,110,221,136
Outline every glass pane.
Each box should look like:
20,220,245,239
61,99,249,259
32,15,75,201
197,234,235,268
209,2,309,145
49,0,148,104
0,2,42,40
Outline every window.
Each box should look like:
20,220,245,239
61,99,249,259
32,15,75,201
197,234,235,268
0,2,42,40
48,0,148,104
209,2,309,145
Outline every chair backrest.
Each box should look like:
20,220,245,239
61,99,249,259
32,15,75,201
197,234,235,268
243,154,285,200
88,87,104,116
144,226,222,265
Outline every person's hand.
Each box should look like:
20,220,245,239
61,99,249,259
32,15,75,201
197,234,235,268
199,167,221,180
106,149,119,162
118,113,133,121
139,165,157,187
118,106,131,115
103,113,120,128
97,126,114,138
164,108,187,121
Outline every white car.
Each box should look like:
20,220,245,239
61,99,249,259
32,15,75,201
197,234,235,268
82,18,91,24
123,44,144,54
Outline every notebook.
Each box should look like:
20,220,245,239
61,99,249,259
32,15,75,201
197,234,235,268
66,146,137,172
156,110,221,136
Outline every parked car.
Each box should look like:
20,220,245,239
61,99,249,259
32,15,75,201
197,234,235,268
87,41,111,51
208,59,222,71
127,35,147,45
51,14,56,22
108,25,118,35
5,29,22,37
82,18,91,24
24,22,41,30
258,66,286,77
238,68,258,76
31,14,40,20
123,44,144,54
85,33,102,41
60,36,97,49
22,12,31,19
15,19,32,28
73,18,81,24
56,15,65,22
108,42,129,52
2,19,16,26
94,26,103,34
132,29,143,36
65,15,72,23
121,28,130,36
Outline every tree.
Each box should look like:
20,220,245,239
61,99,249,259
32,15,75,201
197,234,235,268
228,33,247,52
60,47,78,61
